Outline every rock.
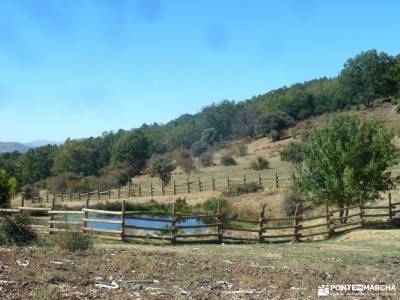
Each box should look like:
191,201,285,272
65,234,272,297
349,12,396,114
128,284,143,292
16,260,29,267
95,281,119,290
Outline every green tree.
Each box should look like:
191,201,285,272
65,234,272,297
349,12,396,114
18,145,58,185
339,49,397,107
0,151,22,180
0,169,10,207
111,130,150,177
149,157,176,185
8,177,19,198
280,141,308,170
297,115,399,210
256,111,294,141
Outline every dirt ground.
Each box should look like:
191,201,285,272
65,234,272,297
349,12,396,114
0,229,399,299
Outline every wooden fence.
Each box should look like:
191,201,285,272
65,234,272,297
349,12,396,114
30,169,400,204
2,193,399,244
30,169,293,203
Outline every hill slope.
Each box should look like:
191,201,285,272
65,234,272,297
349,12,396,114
0,142,29,154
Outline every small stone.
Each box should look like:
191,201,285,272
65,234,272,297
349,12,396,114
128,284,143,292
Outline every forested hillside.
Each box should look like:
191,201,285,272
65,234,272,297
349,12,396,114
1,49,400,197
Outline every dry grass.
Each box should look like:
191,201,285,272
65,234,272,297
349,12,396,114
0,229,399,299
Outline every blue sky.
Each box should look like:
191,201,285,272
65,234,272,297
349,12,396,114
0,0,399,142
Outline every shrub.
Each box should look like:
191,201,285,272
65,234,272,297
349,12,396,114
202,197,229,216
57,232,92,252
270,130,281,142
282,187,301,216
175,150,196,174
0,212,37,245
222,182,263,197
280,141,308,169
250,157,270,171
175,197,191,213
199,152,214,167
220,155,237,166
148,156,176,184
190,140,208,157
236,144,248,157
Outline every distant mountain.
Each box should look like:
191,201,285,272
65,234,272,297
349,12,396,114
24,140,62,148
0,142,30,154
0,140,62,154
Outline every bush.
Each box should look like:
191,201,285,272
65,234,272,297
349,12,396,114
250,157,270,170
283,187,301,216
190,140,208,157
148,156,176,184
220,155,237,166
175,150,196,174
0,212,37,245
236,144,248,157
270,130,281,142
175,197,191,213
199,152,214,167
222,182,263,197
202,197,229,216
57,232,92,252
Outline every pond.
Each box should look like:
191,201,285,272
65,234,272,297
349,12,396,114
67,214,209,233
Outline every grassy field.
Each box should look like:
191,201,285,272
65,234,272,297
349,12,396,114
0,229,399,299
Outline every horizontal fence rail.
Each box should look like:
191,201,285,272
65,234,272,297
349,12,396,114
29,168,296,203
28,169,400,205
2,192,399,244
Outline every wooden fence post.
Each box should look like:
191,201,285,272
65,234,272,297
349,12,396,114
292,202,302,242
49,195,56,234
108,185,111,199
388,192,393,224
359,195,364,227
128,182,131,198
78,190,81,201
21,195,25,207
187,179,190,194
87,187,90,201
97,185,100,201
216,202,223,243
117,184,121,198
243,174,246,184
275,169,279,188
150,183,154,196
121,200,126,241
226,176,230,189
173,180,176,195
258,173,262,187
259,205,266,243
212,177,215,191
161,181,165,195
326,201,333,238
83,197,89,232
139,183,142,197
46,191,49,203
198,178,202,192
171,203,177,244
